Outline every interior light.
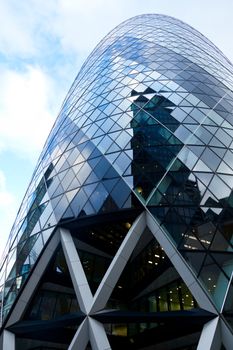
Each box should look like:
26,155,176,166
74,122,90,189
16,276,22,290
125,222,131,229
137,186,143,194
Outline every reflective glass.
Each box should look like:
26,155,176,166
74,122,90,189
1,15,233,346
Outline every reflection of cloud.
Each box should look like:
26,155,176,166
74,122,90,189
0,66,55,161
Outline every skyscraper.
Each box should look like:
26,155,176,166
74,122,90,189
1,13,233,349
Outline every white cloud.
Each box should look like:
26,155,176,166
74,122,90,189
1,0,233,63
50,0,133,55
0,66,56,161
0,2,36,57
0,170,17,259
0,171,15,208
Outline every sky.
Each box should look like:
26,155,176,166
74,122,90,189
0,0,233,259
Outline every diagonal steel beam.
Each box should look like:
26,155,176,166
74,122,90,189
220,318,233,350
90,212,146,314
60,228,93,314
89,317,111,350
146,211,217,314
5,230,60,328
197,317,221,350
68,318,89,350
0,330,15,350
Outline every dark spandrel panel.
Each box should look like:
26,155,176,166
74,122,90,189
198,255,229,307
181,252,206,275
223,280,233,334
110,179,131,208
210,253,233,279
210,229,233,252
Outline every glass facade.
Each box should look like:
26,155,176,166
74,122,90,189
1,13,233,349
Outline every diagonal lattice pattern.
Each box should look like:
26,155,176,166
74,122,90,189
1,13,233,349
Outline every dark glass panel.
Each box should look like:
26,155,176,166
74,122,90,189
198,255,229,307
106,227,198,316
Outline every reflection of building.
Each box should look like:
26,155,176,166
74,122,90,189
130,89,181,200
1,13,233,349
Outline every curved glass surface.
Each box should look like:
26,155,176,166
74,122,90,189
1,14,233,328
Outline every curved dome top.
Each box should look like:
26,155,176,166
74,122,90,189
1,14,233,325
71,13,233,102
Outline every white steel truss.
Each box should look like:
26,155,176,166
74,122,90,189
1,211,233,350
